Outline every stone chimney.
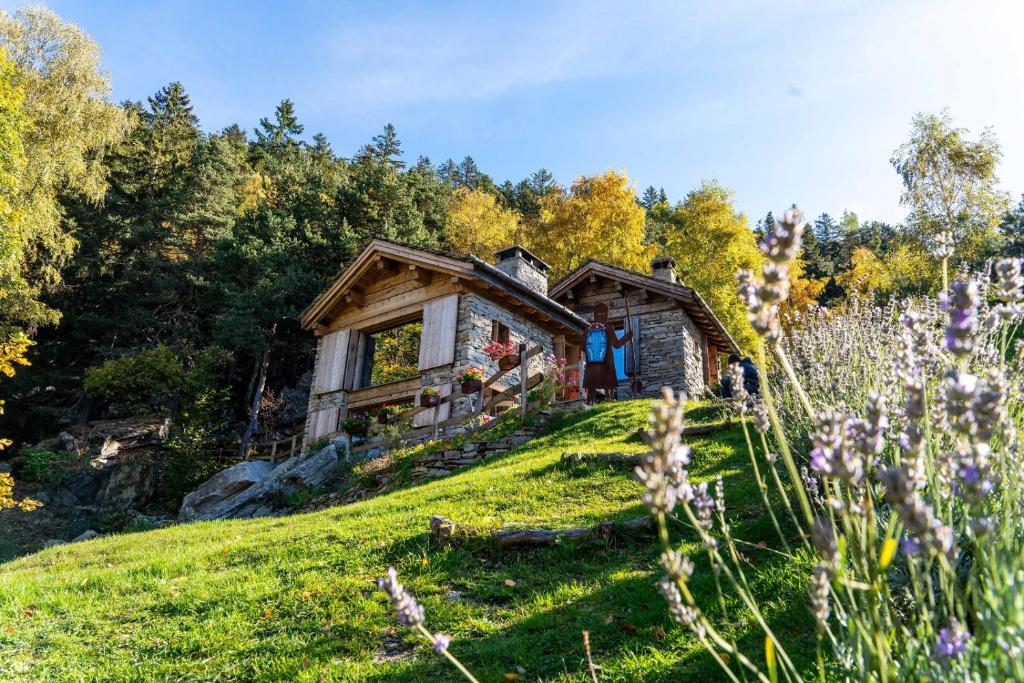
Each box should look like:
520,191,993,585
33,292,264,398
494,245,549,295
651,256,677,284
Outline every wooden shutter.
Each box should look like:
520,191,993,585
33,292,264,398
624,315,640,376
418,294,458,370
315,329,351,394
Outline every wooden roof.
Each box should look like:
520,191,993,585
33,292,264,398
548,260,740,354
300,239,588,335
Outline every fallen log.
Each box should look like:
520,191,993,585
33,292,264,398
495,516,652,549
633,422,727,443
429,514,652,550
560,451,644,467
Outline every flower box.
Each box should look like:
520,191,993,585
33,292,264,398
460,379,482,394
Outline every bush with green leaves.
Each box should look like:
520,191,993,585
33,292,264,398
83,345,186,416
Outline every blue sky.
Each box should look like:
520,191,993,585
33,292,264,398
12,0,1024,224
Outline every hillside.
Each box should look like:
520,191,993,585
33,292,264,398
0,401,815,681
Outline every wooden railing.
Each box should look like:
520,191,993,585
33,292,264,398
246,431,303,463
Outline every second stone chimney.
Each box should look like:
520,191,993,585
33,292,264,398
494,245,549,295
651,256,677,284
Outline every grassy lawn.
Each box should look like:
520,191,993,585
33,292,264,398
0,400,816,681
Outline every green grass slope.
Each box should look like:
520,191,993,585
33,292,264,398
0,401,815,682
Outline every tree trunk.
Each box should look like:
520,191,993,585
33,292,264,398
239,325,276,458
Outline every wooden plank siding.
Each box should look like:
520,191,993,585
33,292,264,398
346,377,421,410
326,279,460,334
418,294,459,369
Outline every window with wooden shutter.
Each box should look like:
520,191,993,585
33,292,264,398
491,320,510,345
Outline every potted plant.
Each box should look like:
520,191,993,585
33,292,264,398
341,412,373,436
456,366,484,394
420,385,441,408
376,404,401,424
484,340,520,371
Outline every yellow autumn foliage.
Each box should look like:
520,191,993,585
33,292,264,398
663,182,764,352
0,332,39,511
526,170,652,280
445,187,521,260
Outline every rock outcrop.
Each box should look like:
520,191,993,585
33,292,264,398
178,443,341,522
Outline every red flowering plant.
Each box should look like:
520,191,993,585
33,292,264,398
482,340,517,361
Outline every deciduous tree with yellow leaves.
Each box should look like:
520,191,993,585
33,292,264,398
526,170,652,279
0,333,39,511
659,181,764,351
444,187,521,260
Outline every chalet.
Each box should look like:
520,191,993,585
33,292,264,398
299,241,739,447
548,257,739,399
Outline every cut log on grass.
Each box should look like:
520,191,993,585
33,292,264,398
429,513,652,550
633,422,726,443
561,451,644,467
494,516,652,549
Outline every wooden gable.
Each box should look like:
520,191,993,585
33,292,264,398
548,261,740,354
301,241,473,335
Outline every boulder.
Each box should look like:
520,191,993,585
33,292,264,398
43,539,67,548
177,460,276,522
61,470,104,505
72,529,99,542
178,444,341,522
95,461,158,511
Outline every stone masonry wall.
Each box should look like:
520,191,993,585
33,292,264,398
494,257,548,295
452,293,555,417
410,401,584,479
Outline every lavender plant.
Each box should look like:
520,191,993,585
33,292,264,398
376,567,480,682
648,208,1024,680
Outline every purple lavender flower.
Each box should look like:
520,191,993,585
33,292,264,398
433,634,452,652
637,389,694,515
936,618,970,661
941,278,979,359
377,567,425,627
692,482,715,530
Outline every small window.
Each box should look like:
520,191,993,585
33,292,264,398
491,321,510,345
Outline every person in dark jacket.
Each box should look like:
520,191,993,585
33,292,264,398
720,353,741,399
740,356,760,396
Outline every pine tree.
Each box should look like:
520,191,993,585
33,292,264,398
361,123,403,169
641,185,660,210
255,99,304,149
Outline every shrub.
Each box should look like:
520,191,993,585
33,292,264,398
22,449,75,487
83,345,185,416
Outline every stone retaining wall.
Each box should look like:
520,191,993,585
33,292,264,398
410,429,536,478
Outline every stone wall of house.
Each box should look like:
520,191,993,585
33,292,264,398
451,293,555,416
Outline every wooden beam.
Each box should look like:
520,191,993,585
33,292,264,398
344,291,365,306
409,264,425,280
313,323,329,336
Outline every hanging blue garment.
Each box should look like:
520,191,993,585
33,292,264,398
585,328,608,364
